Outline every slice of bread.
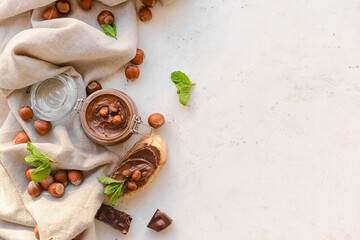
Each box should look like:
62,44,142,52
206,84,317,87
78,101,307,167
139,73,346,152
110,134,167,198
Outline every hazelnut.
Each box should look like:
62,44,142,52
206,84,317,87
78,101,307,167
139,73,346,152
34,120,51,136
142,0,157,8
125,66,140,81
127,181,138,191
43,7,59,20
13,132,30,145
130,48,145,65
121,169,132,178
25,168,35,181
86,81,102,95
68,170,83,186
138,6,152,22
131,169,141,181
78,0,93,10
40,175,54,190
112,115,122,125
48,182,65,198
28,181,42,198
54,170,68,186
56,0,71,14
108,103,118,115
97,10,114,25
148,113,165,129
99,107,109,117
18,106,33,120
156,219,166,228
34,226,40,240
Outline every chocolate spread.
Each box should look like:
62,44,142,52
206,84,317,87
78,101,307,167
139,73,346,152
85,94,131,138
111,145,160,193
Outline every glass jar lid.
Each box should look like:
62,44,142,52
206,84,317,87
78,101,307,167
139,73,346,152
30,73,78,121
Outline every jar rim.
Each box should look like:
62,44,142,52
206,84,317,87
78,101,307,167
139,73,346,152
80,89,137,145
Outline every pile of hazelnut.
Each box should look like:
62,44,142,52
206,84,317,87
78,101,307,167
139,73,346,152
138,0,157,22
26,169,83,198
125,48,145,81
99,102,124,126
43,0,95,20
119,169,142,193
13,106,51,145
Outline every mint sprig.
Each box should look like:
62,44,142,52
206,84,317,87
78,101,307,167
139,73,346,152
97,177,124,208
25,142,55,183
101,24,117,39
171,71,195,106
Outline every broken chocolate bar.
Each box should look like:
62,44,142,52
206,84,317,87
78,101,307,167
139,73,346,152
147,209,172,232
95,204,132,235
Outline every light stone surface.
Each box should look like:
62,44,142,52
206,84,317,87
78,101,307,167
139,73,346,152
96,0,360,239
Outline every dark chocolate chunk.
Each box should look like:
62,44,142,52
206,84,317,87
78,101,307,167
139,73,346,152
147,209,172,232
95,204,132,235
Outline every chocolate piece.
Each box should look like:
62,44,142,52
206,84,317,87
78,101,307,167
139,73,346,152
110,145,161,193
147,209,172,232
95,204,132,235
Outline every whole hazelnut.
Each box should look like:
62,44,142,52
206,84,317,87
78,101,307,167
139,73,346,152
79,0,93,10
122,169,132,178
112,115,122,125
127,181,138,191
18,106,33,120
56,0,71,14
148,113,165,129
156,219,166,229
28,181,42,198
13,132,30,145
142,0,157,8
131,169,142,181
54,170,68,186
97,10,114,25
34,120,51,136
40,175,54,190
139,6,152,22
68,170,83,186
34,226,40,239
48,182,65,198
86,81,102,95
43,7,59,20
130,49,145,65
99,107,109,117
108,103,118,115
25,168,35,181
125,66,140,81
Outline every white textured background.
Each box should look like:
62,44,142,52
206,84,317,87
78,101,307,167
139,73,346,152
97,0,360,239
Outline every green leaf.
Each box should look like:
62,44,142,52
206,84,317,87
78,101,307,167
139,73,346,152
97,176,122,185
171,71,191,85
31,163,52,183
101,24,117,39
171,71,195,106
178,85,193,106
25,142,53,166
104,183,121,195
109,183,124,208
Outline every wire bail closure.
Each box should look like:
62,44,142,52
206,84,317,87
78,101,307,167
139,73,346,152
130,115,153,137
73,99,85,113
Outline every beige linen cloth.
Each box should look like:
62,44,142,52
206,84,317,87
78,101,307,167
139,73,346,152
0,0,173,239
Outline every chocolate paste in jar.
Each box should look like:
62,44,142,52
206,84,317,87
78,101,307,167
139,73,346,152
86,94,131,138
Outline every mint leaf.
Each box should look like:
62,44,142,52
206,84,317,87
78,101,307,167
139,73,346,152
101,24,117,39
171,71,191,85
97,176,122,185
25,142,53,166
109,183,124,208
171,71,195,106
31,163,52,183
104,183,121,195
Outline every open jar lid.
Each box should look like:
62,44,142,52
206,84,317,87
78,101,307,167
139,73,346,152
30,73,78,121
